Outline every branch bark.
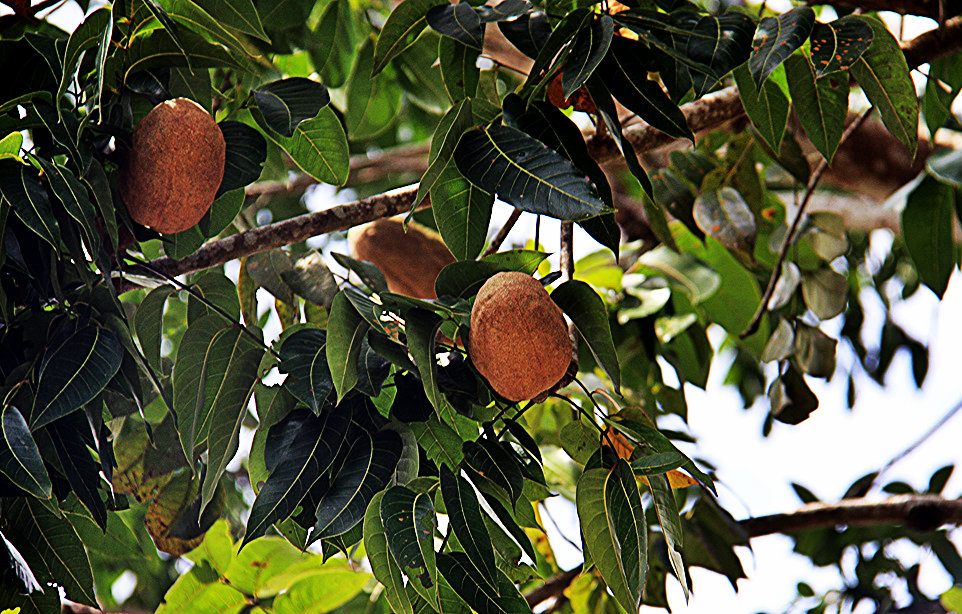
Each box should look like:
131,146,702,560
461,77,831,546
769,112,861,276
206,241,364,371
524,494,962,608
123,16,962,289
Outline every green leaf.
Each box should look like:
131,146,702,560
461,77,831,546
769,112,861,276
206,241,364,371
187,271,241,324
409,417,465,469
57,8,112,118
431,161,494,261
769,362,818,425
686,11,754,96
427,3,484,50
693,187,757,254
476,487,537,562
0,132,23,160
734,63,789,152
902,176,956,298
439,467,499,588
46,415,106,529
364,491,414,614
253,77,330,137
810,15,873,77
577,460,647,614
194,0,269,41
497,12,551,60
0,160,61,251
381,485,439,608
849,16,918,155
327,291,371,402
749,6,814,88
201,325,265,512
602,37,692,141
198,188,244,238
439,36,480,101
437,552,533,614
924,52,962,138
551,280,620,390
313,429,403,538
157,0,257,65
373,0,443,75
32,325,123,429
454,125,610,221
278,328,334,413
347,38,402,140
271,563,370,614
332,253,390,294
216,121,267,197
33,157,101,261
637,247,720,305
2,498,97,607
417,99,475,207
257,105,349,186
563,14,613,99
606,418,716,493
463,437,524,503
647,473,689,599
518,8,591,97
134,285,177,374
0,406,52,501
311,0,357,88
784,53,848,163
124,23,246,78
801,268,848,320
404,307,444,410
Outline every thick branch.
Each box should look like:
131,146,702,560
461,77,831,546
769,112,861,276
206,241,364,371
524,495,962,608
125,17,962,287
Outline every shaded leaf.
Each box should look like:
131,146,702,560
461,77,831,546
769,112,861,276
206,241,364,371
381,485,439,608
404,307,444,411
902,176,956,298
749,7,814,88
784,53,848,163
439,467,498,588
427,3,484,50
0,160,61,251
810,15,873,77
439,36,480,102
0,406,52,501
551,279,620,390
417,99,475,207
364,492,414,614
686,11,754,96
734,63,789,152
769,363,818,425
327,292,371,403
497,12,551,60
254,77,330,137
437,552,532,614
693,187,757,254
374,0,445,74
217,121,267,196
562,15,613,99
347,38,402,139
801,268,848,320
279,328,334,413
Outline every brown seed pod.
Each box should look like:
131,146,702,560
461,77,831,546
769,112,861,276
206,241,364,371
348,217,455,299
468,271,572,402
119,98,226,235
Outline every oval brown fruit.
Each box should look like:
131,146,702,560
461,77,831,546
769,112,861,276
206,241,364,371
469,271,572,402
119,98,226,235
348,217,455,299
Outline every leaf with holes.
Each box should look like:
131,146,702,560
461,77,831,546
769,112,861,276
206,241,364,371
810,15,873,77
693,187,757,254
849,17,918,156
785,53,848,163
577,460,647,614
749,6,814,88
454,125,609,221
381,485,439,608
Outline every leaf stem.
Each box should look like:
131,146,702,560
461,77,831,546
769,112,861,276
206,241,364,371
482,208,523,256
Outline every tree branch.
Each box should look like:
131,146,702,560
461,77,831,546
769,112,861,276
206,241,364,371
122,16,962,289
524,494,962,608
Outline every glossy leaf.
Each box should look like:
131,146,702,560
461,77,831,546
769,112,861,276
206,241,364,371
734,63,789,152
603,37,692,141
686,11,754,96
577,460,647,614
551,279,620,390
279,328,333,413
693,187,757,254
0,406,52,501
454,125,610,221
194,0,268,40
562,14,613,99
463,438,524,502
404,307,444,410
784,53,848,163
902,176,956,298
427,3,484,49
217,120,267,196
244,408,351,545
313,429,403,538
254,78,330,137
0,160,61,251
364,492,414,614
849,17,919,156
373,0,442,74
439,36,480,101
327,291,371,403
518,8,592,97
810,15,873,77
257,105,349,186
32,325,123,429
437,552,532,614
749,7,814,88
381,485,439,608
497,12,551,60
476,487,537,562
439,467,499,588
417,99,475,207
431,162,494,261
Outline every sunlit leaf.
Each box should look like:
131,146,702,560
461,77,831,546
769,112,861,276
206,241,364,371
327,292,371,402
784,53,848,163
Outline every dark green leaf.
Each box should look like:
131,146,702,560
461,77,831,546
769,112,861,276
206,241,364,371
902,176,955,298
497,12,551,60
439,467,499,589
437,552,532,614
439,36,480,102
518,8,591,97
194,0,269,41
810,15,873,77
562,15,613,100
693,187,757,254
253,77,330,137
793,322,837,377
475,0,530,23
734,63,789,152
187,271,241,324
32,326,122,429
0,406,52,501
454,125,610,221
476,488,537,562
0,160,61,251
134,286,176,374
279,328,333,413
157,0,256,65
647,473,689,598
124,22,246,79
463,438,524,502
427,3,484,50
768,362,818,425
577,460,647,614
58,8,112,115
404,308,444,410
244,407,352,545
630,451,685,476
784,53,848,163
849,17,918,156
217,121,267,196
606,418,716,493
602,37,692,141
364,492,414,614
551,279,619,390
328,291,372,402
313,429,403,538
686,11,754,96
409,417,464,469
749,7,814,88
46,415,107,529
381,485,438,608
311,0,357,88
924,52,962,138
374,0,444,75
416,99,475,207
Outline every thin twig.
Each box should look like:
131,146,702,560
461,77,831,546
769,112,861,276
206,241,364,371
872,396,962,489
741,108,875,339
560,220,579,359
482,208,523,256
